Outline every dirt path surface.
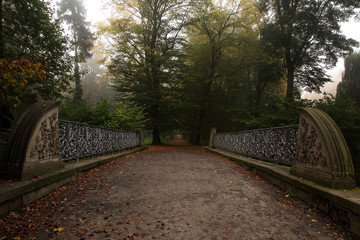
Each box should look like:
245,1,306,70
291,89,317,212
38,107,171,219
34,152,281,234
0,140,358,240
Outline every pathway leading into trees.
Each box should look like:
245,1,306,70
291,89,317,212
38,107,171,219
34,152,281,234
0,140,356,239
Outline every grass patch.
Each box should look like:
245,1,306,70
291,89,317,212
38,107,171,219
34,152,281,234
144,138,172,145
144,138,152,145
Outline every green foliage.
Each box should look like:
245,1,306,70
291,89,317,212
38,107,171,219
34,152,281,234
59,99,112,127
0,58,47,109
57,0,93,61
182,0,269,143
337,53,360,105
57,0,94,100
0,0,72,129
0,0,72,99
242,98,311,130
100,0,195,144
59,99,146,131
260,0,360,99
106,101,147,131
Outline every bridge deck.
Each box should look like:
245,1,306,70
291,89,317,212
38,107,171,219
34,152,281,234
0,140,356,239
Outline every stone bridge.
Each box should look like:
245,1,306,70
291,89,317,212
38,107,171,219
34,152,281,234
0,101,359,239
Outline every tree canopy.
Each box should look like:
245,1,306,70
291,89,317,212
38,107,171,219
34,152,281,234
337,53,360,105
57,0,94,100
260,0,360,99
0,0,71,128
99,0,196,144
96,0,360,143
2,0,359,147
183,0,266,143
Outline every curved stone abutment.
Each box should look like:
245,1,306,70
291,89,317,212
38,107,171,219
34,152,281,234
290,107,356,189
0,101,64,180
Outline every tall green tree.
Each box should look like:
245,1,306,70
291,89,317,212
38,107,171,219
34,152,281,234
184,0,263,143
100,0,195,144
260,0,360,99
337,53,360,105
57,0,93,100
0,0,71,128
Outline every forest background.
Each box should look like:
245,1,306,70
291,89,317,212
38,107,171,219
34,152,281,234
1,0,360,184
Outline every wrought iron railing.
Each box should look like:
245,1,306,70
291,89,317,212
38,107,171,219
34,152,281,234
214,126,298,166
59,120,140,161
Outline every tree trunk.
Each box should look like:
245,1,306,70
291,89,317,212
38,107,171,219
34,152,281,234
255,73,267,106
0,0,4,58
193,44,219,145
152,124,161,145
194,78,213,145
150,72,161,145
150,66,162,145
73,45,82,100
285,46,295,100
194,112,204,145
73,61,82,100
285,64,295,100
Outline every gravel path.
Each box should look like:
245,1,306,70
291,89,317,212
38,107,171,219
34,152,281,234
0,141,358,239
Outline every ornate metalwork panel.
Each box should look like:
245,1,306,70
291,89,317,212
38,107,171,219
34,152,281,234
214,126,298,166
59,120,139,161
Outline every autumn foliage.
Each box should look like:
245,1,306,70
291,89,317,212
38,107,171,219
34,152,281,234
0,58,46,108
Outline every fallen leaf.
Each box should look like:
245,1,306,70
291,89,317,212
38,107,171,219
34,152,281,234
54,227,64,233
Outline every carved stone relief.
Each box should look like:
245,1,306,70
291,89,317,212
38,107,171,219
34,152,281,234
290,108,355,189
29,111,60,161
0,101,64,180
295,116,330,171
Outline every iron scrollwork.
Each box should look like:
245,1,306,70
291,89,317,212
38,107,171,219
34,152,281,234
214,126,298,166
59,120,139,161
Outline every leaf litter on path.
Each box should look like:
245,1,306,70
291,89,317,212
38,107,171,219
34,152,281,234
0,141,358,239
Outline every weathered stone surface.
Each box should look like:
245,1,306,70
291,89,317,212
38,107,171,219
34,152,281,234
0,101,64,180
290,108,356,189
208,128,217,148
139,129,145,147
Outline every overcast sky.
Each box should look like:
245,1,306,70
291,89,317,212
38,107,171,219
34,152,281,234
81,0,360,99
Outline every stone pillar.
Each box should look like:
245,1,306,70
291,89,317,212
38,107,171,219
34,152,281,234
0,101,64,181
139,129,145,147
209,128,217,148
290,108,356,189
